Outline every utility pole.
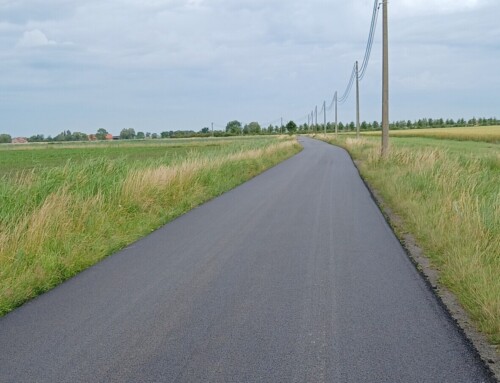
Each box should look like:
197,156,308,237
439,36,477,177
211,122,214,137
323,100,327,136
335,91,338,138
355,60,360,139
381,0,389,156
315,106,318,132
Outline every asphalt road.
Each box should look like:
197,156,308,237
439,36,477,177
0,137,493,382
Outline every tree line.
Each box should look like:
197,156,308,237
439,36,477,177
0,117,498,143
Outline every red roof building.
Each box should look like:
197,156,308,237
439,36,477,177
12,137,28,144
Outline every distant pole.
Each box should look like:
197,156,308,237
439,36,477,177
315,106,318,132
211,122,214,137
381,0,389,156
335,91,338,138
355,60,360,139
323,100,327,136
307,115,310,130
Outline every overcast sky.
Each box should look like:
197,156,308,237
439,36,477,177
1,0,499,137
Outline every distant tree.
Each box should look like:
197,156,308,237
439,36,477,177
225,120,242,134
285,121,297,134
136,131,145,139
349,122,355,131
28,134,45,142
54,131,70,141
267,124,274,134
372,121,380,130
201,127,210,134
53,130,87,141
96,128,108,140
244,122,261,135
72,132,88,141
120,128,136,139
160,131,169,138
151,133,159,139
338,122,345,131
0,134,12,143
361,121,368,130
146,132,151,138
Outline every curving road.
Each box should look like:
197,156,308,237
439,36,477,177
0,137,493,382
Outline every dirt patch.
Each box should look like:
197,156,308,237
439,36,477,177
353,159,500,381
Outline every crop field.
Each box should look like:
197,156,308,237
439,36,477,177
362,126,500,143
320,132,500,347
0,136,281,178
0,136,301,315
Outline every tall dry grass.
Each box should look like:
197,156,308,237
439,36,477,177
327,136,500,346
0,139,300,315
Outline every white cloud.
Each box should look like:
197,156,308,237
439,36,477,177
17,29,55,47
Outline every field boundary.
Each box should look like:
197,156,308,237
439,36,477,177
338,144,500,380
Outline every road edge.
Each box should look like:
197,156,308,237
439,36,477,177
344,150,499,381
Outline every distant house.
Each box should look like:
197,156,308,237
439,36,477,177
88,134,97,141
12,137,28,144
105,133,113,140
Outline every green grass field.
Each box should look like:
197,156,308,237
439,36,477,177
320,133,500,348
0,136,279,178
0,136,301,315
362,126,500,143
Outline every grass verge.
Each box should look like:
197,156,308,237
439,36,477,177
0,138,301,315
319,134,499,348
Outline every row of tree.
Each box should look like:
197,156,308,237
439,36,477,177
224,117,500,135
1,117,498,143
288,116,500,133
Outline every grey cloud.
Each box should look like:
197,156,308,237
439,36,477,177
0,0,499,137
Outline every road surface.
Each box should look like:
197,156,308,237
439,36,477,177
0,137,493,382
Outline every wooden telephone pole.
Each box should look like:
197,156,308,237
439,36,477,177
381,0,389,156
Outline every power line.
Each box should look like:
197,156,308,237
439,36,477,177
359,0,381,81
338,63,357,105
327,92,337,112
262,0,382,133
